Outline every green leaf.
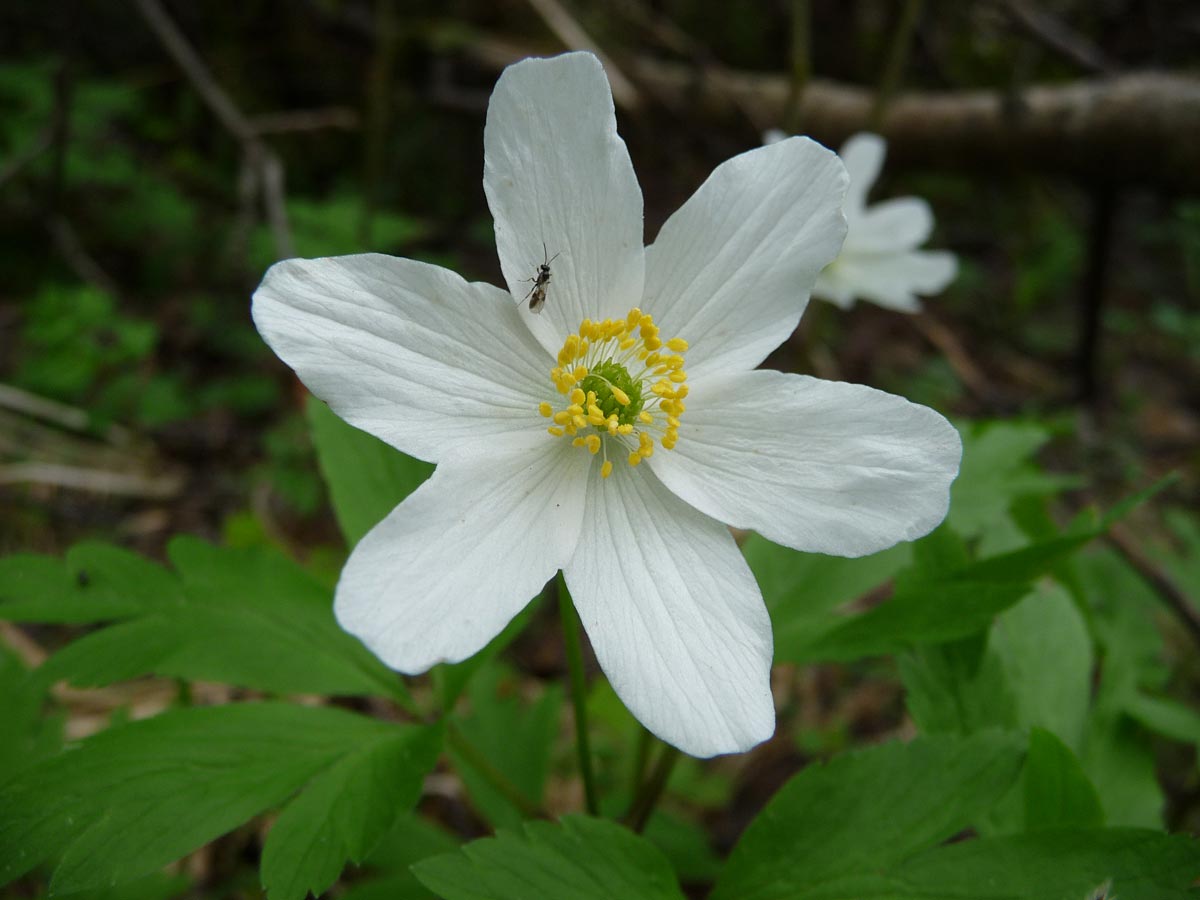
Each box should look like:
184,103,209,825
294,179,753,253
711,732,1025,900
0,644,60,785
307,395,434,547
40,537,409,704
904,584,1094,746
890,829,1200,900
1023,728,1104,829
0,542,180,623
949,420,1077,541
340,813,460,900
450,664,563,828
0,702,405,892
1123,692,1200,746
412,815,686,900
261,722,443,900
744,534,910,663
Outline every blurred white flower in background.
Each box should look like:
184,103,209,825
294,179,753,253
766,129,958,313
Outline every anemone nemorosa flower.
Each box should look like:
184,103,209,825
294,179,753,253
767,129,958,313
253,52,962,757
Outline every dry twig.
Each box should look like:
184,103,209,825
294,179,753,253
131,0,294,259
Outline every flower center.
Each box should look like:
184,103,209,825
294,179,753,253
538,308,688,479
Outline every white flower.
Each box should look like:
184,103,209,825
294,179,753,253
805,132,957,313
253,53,961,758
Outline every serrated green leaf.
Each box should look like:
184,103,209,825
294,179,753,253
1024,728,1104,829
261,722,443,900
412,815,686,900
39,537,409,704
306,395,434,547
712,732,1025,900
0,644,60,784
889,828,1200,900
949,420,1077,541
0,542,180,623
0,702,402,893
744,534,910,662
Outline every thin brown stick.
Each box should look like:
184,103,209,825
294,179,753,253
524,0,641,110
1002,0,1113,74
1107,522,1200,649
131,0,294,259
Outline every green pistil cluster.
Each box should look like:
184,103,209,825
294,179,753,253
580,360,644,425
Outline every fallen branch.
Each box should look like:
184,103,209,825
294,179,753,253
466,38,1200,191
0,462,183,499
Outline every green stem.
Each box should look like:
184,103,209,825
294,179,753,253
447,724,545,819
624,744,681,833
782,0,812,134
558,577,600,816
870,0,924,131
629,727,653,797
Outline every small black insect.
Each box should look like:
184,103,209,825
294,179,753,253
521,242,560,314
75,569,90,587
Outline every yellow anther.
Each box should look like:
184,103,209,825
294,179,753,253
667,416,681,428
553,411,572,425
573,414,587,429
573,365,588,382
666,355,685,370
619,337,636,350
675,384,689,399
572,436,587,448
601,460,614,479
627,451,642,467
669,371,687,383
586,435,601,454
612,386,630,406
627,308,643,329
645,353,661,368
587,406,605,425
638,432,653,450
539,402,553,418
606,416,619,436
666,337,688,352
638,411,653,424
616,423,634,435
570,388,586,405
548,426,565,437
644,336,662,351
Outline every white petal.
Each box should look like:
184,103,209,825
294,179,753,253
484,52,645,355
648,370,962,557
643,137,848,378
839,132,886,214
845,196,934,253
762,127,787,145
563,462,774,758
336,435,591,673
830,249,958,312
253,255,555,463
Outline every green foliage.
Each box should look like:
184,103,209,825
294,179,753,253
0,645,59,786
251,193,428,272
712,732,1025,900
449,664,563,828
1023,728,1104,829
0,541,180,623
949,420,1077,548
260,722,443,900
0,703,439,894
306,395,434,546
412,816,687,900
10,537,410,703
713,733,1199,900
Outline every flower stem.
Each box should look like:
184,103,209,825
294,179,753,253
558,576,600,816
446,723,545,819
623,743,681,833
